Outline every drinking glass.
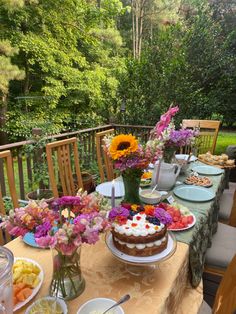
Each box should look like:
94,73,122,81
0,247,14,314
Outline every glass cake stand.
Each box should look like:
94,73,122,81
105,231,177,276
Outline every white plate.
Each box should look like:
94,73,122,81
175,154,197,162
173,185,215,202
184,176,213,188
192,165,224,176
13,257,44,312
96,181,124,198
105,232,176,265
168,213,196,231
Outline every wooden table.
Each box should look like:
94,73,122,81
6,236,203,314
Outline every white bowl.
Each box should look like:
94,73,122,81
140,189,162,204
77,298,124,314
25,296,67,314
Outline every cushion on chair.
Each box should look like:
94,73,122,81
198,300,212,314
205,222,236,269
218,190,234,220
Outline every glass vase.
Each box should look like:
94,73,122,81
122,169,142,204
163,147,176,164
50,246,85,300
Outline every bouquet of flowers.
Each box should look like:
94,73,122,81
103,134,161,204
1,192,110,300
147,106,199,162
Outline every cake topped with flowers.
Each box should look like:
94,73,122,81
108,203,172,257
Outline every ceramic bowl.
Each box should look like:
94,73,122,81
139,189,162,204
25,296,67,314
77,298,124,314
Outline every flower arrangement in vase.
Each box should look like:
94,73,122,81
103,134,160,204
1,192,110,300
147,106,199,163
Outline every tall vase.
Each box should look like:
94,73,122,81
50,246,85,300
122,169,142,204
163,147,176,164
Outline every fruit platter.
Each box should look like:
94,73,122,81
13,258,43,311
140,171,152,187
158,202,196,231
184,175,213,187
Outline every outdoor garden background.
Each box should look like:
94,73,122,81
0,0,236,201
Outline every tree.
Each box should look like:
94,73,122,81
0,0,25,144
0,0,126,139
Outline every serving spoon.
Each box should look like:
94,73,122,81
102,294,130,314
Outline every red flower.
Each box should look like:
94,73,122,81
116,216,128,225
144,205,155,216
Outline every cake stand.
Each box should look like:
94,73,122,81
105,231,177,276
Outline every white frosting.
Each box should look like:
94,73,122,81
113,213,164,236
114,236,166,249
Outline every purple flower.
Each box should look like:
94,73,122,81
52,196,81,211
154,208,172,225
108,206,130,221
34,221,52,238
167,128,198,147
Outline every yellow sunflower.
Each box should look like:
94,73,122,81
109,134,138,160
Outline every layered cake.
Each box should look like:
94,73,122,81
109,205,172,257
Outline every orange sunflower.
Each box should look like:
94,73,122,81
109,134,138,160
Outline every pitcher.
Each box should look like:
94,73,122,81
152,161,181,191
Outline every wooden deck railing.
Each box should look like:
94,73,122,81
0,124,153,200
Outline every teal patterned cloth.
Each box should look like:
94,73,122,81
170,161,226,287
112,161,226,287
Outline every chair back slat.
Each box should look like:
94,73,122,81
182,120,220,154
96,129,114,183
0,150,19,245
213,254,236,314
46,138,83,198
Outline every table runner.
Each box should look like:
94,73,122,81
169,161,225,287
6,237,203,314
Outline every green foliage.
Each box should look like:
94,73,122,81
117,1,236,126
0,0,126,139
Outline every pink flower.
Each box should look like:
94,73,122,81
35,235,56,248
155,106,179,137
73,234,82,247
83,227,99,244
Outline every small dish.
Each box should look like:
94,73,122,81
77,297,124,314
175,154,197,162
139,189,162,204
25,296,67,314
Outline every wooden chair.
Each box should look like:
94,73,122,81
182,120,220,154
218,186,236,227
96,129,115,183
0,150,19,245
46,138,83,198
199,254,236,314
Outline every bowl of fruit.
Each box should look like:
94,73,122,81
158,202,196,231
13,258,43,311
